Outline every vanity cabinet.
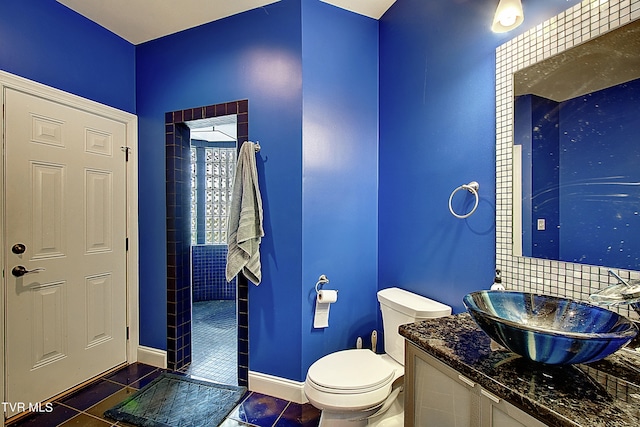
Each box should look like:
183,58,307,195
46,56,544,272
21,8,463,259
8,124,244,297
404,342,547,427
478,387,546,427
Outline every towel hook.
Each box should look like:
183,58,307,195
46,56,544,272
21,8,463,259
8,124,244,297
448,181,480,219
242,140,261,152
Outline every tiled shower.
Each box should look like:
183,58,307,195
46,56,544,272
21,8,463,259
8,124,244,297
165,100,250,386
192,245,236,301
187,126,238,384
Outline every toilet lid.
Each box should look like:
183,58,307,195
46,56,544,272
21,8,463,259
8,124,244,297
306,349,394,393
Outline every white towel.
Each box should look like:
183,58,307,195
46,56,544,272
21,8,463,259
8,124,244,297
226,141,264,285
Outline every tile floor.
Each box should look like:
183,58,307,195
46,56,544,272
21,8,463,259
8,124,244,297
6,363,320,427
181,300,238,385
5,299,320,426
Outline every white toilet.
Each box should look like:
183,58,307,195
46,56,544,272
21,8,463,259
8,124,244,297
304,287,452,427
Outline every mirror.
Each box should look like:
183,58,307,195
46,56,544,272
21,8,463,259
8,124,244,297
513,19,640,271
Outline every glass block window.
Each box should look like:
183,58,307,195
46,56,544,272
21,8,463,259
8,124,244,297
191,145,236,245
190,147,198,245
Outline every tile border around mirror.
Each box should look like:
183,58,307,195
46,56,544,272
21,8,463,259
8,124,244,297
495,0,640,320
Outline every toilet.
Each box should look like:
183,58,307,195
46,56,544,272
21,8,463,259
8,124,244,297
304,287,452,427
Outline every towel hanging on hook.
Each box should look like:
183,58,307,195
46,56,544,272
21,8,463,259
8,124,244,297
448,181,480,219
240,140,260,152
226,140,264,284
247,140,260,152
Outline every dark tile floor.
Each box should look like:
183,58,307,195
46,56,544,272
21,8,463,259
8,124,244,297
5,299,320,426
6,363,320,427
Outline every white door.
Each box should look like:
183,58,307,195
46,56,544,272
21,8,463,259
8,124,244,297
4,88,128,413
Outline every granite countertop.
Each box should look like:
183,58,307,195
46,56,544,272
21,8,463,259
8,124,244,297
400,313,640,427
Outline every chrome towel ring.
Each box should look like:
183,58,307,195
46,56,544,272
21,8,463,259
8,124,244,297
448,181,480,219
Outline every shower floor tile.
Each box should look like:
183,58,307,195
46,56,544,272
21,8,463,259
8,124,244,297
182,299,238,385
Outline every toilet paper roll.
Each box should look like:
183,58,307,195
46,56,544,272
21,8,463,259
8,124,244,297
314,290,338,328
317,289,338,303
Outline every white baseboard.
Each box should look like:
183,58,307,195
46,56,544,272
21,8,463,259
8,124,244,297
137,346,167,369
249,371,308,404
134,350,306,404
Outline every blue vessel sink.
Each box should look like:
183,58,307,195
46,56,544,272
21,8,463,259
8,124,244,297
463,291,638,365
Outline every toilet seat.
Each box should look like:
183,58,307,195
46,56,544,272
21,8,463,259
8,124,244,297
307,349,395,393
304,349,395,411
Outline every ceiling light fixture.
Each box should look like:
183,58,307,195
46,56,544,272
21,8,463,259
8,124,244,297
492,0,524,33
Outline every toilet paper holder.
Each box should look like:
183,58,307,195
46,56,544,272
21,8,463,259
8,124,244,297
313,274,338,328
315,274,332,294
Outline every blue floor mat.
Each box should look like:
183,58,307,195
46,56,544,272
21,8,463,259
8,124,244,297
104,373,246,427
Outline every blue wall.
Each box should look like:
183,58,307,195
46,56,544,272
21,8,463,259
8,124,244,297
379,0,499,313
301,0,379,371
0,0,135,113
378,0,581,313
137,0,379,381
136,0,305,379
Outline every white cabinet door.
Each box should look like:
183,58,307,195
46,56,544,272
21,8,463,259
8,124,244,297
406,343,480,427
405,342,549,427
480,389,547,427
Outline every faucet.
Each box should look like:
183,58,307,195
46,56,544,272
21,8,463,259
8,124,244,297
589,269,640,316
609,269,631,287
607,270,640,299
592,270,640,318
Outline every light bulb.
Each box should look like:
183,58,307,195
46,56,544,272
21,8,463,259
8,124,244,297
492,0,524,33
499,13,517,27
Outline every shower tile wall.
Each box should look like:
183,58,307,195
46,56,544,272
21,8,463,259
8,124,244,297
166,99,250,384
192,245,237,301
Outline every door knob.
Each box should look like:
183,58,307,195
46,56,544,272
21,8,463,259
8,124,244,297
11,266,45,277
11,243,26,254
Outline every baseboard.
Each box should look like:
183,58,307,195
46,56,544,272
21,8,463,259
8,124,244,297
134,350,306,403
248,371,307,404
137,346,167,369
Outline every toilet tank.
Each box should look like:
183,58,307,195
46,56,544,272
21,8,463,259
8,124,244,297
377,287,452,365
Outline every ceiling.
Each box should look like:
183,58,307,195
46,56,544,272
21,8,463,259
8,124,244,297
56,0,396,45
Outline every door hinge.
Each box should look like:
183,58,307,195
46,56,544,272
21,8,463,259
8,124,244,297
121,146,130,162
126,326,130,340
126,237,129,251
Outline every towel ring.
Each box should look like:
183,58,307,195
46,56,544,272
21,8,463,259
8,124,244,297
448,181,479,219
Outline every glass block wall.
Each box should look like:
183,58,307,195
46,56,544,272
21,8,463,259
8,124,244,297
191,145,236,245
190,143,237,302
